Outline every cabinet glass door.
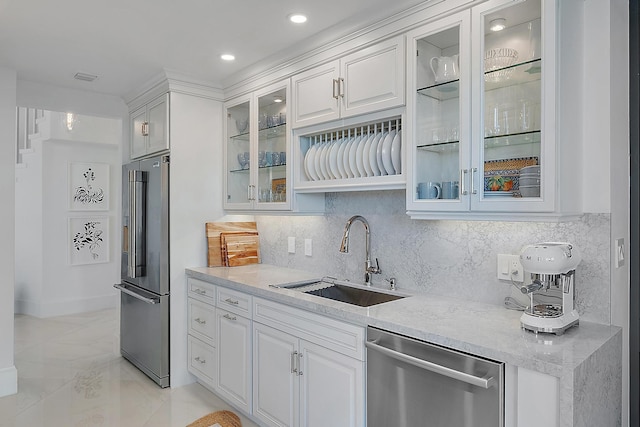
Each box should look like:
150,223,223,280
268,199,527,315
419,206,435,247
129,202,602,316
478,0,542,203
411,14,469,210
226,100,251,205
256,87,288,207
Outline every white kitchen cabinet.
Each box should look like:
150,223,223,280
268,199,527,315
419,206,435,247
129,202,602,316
406,0,583,220
224,80,324,213
299,340,363,427
291,36,405,129
252,297,365,427
130,93,169,159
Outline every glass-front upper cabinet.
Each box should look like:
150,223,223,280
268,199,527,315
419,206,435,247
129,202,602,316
224,81,291,211
407,0,557,218
225,97,251,207
472,0,547,212
406,11,471,212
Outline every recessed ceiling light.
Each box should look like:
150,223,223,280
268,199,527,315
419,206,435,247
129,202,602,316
489,18,506,32
273,97,283,103
221,54,235,61
74,72,98,82
289,14,307,24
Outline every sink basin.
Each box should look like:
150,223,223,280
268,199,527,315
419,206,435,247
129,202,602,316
279,279,405,307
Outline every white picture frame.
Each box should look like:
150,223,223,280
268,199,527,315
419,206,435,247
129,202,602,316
69,216,110,265
69,162,109,211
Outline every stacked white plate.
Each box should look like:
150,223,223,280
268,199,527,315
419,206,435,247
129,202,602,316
303,129,401,181
519,165,540,197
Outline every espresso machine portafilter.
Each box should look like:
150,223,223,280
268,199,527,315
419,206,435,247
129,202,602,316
519,242,581,335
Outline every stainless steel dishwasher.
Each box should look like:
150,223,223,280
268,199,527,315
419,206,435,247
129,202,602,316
366,327,504,427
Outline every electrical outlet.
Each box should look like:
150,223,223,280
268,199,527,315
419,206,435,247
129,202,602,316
615,238,625,268
288,237,296,254
497,254,524,282
304,239,312,257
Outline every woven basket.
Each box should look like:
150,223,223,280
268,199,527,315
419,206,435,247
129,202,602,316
187,410,242,427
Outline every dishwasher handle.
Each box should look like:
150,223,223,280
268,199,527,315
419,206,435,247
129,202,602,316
365,339,495,389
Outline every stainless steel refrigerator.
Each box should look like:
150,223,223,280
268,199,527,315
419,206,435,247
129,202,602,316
114,154,170,388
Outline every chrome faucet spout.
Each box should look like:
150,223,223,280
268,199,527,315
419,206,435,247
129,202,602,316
338,215,381,286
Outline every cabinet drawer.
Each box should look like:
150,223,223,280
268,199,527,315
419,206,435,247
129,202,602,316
217,287,252,317
188,335,216,387
188,278,216,304
188,298,216,345
253,297,365,360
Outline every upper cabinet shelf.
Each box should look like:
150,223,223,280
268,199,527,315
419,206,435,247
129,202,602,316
484,58,541,91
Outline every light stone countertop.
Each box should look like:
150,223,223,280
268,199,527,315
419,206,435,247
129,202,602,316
186,264,620,379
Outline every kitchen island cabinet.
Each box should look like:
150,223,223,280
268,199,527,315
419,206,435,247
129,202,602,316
186,264,621,427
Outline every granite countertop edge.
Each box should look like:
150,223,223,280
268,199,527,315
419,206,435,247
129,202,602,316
186,265,621,378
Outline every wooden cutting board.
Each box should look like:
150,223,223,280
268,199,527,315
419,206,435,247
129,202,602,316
221,232,260,267
205,222,257,267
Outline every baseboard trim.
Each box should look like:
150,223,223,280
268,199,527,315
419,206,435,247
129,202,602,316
0,366,18,398
15,294,118,318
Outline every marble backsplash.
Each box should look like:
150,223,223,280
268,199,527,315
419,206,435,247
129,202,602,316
255,190,611,325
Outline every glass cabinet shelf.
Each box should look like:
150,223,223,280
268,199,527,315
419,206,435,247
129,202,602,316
230,164,287,173
417,141,459,153
417,80,460,101
484,58,541,91
230,123,287,142
484,130,540,148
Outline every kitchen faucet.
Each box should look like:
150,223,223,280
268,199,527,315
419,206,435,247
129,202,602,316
339,215,381,286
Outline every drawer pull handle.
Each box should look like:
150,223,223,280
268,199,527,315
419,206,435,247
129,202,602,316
291,351,298,374
224,298,239,305
195,318,206,325
194,356,206,364
223,314,237,321
194,288,207,295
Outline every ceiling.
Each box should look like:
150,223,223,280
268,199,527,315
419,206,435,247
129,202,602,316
0,0,427,98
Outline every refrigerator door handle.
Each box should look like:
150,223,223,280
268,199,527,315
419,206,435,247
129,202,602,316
128,170,147,278
114,284,159,304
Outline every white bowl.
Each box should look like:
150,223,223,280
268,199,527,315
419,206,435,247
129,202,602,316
520,165,540,175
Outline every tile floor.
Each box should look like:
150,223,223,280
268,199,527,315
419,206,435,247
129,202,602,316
0,309,258,427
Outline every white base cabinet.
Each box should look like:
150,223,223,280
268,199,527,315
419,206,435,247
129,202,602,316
252,297,365,427
216,308,252,414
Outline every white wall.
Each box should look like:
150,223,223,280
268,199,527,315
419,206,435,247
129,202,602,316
0,66,17,397
605,0,630,425
168,92,224,387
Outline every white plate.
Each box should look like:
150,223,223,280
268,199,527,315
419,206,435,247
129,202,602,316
303,146,311,180
368,133,383,176
391,131,401,174
349,136,361,178
314,143,325,180
318,143,330,180
355,135,367,177
336,138,347,179
329,140,341,179
381,130,396,175
343,138,355,178
306,144,319,181
361,134,374,177
376,131,388,175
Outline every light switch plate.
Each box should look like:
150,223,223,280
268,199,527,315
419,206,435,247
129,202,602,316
288,237,296,254
304,239,312,257
615,238,625,268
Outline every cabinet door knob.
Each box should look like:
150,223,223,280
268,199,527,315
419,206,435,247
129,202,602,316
338,78,345,98
141,122,149,136
460,169,469,196
332,79,340,99
291,351,298,374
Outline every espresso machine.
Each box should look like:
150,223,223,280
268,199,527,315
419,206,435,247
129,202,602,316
519,242,581,335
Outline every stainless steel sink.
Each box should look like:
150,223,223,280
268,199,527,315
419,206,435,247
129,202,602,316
277,279,406,307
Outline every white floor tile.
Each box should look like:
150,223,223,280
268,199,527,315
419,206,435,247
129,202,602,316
0,309,259,427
